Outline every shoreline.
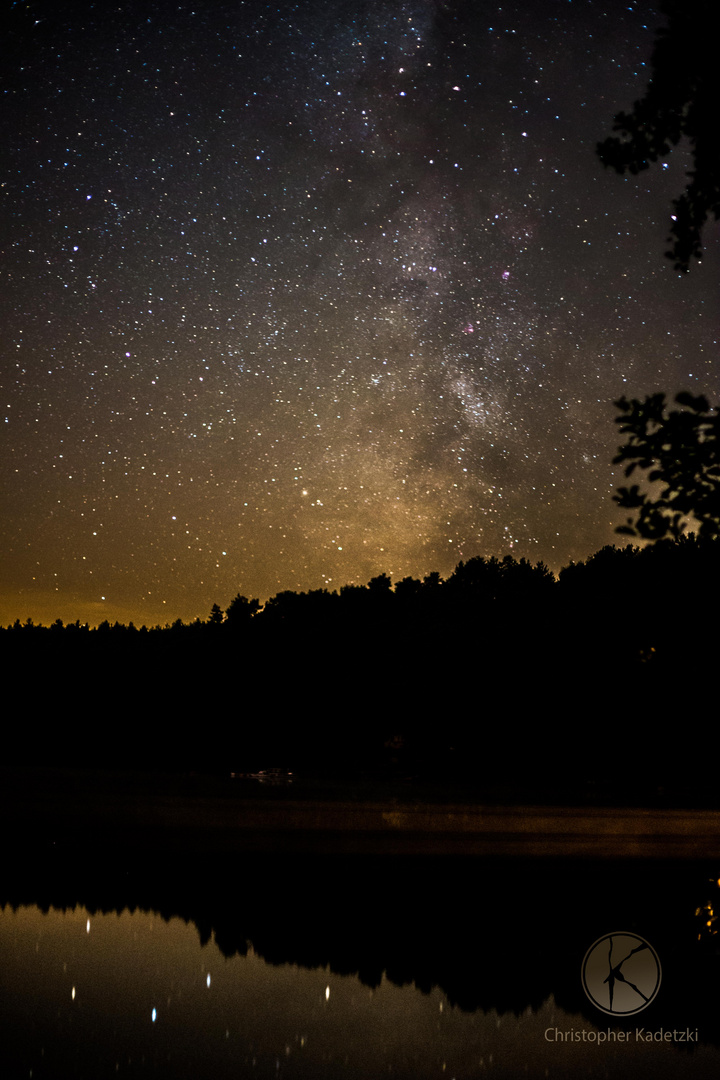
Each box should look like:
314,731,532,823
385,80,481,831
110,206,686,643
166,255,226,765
5,768,720,858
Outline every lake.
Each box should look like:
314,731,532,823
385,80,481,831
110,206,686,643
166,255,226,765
3,847,720,1078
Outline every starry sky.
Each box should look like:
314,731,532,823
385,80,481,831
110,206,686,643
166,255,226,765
3,0,719,627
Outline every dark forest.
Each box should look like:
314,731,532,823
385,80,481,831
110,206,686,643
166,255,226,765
5,536,717,801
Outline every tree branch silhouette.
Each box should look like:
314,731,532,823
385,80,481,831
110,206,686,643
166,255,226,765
597,0,720,271
613,391,720,540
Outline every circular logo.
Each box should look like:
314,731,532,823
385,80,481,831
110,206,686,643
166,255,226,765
581,932,661,1016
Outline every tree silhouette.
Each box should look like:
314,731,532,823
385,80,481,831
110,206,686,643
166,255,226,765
208,602,224,624
367,572,392,594
613,391,720,540
225,593,260,626
597,0,720,271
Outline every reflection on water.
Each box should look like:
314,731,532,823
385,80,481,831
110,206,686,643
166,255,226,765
3,903,720,1080
3,855,720,1078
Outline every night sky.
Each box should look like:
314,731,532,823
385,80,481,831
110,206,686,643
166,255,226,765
3,0,719,627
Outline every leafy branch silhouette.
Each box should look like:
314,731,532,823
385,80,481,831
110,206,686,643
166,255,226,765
613,391,720,541
597,0,720,271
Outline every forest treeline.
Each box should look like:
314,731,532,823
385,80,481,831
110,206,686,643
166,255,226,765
5,536,719,790
5,534,718,638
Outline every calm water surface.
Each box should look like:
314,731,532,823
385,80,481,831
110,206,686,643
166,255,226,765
3,853,720,1078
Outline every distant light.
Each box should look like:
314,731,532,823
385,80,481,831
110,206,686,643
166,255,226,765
325,986,330,1000
72,987,76,1000
86,920,90,933
152,1008,157,1022
207,974,211,988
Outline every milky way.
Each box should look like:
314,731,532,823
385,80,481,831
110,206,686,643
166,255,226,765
3,0,719,626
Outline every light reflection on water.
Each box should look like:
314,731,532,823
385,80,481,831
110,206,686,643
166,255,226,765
2,902,720,1079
